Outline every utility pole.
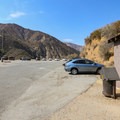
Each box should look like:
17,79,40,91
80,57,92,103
1,30,4,52
0,30,4,52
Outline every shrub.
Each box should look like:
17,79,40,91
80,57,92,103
90,29,101,40
99,41,113,61
67,53,79,59
84,29,101,45
101,20,120,39
85,37,92,45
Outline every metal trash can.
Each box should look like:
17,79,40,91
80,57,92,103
100,67,120,99
102,80,116,98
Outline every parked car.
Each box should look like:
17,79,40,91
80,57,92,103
1,56,8,60
54,59,60,61
41,58,46,61
36,57,40,61
20,56,31,61
63,58,104,75
8,56,15,60
62,58,67,61
48,58,52,61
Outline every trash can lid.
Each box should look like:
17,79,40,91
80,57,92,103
100,67,120,81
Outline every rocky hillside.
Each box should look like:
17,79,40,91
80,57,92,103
81,20,120,66
0,23,79,59
65,42,83,52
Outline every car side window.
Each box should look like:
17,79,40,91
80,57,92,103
85,60,94,64
73,60,79,64
73,60,86,64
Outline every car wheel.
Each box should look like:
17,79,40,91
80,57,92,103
71,68,78,75
96,68,101,74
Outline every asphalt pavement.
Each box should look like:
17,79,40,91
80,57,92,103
0,60,98,120
0,60,63,115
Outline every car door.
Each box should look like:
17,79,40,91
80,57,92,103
73,60,87,72
84,60,98,72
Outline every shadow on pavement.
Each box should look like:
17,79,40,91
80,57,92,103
69,72,100,76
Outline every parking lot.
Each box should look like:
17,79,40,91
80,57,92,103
0,60,98,120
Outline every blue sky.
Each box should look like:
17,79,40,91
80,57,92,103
0,0,120,45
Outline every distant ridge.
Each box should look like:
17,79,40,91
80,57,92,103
0,23,79,59
65,42,83,52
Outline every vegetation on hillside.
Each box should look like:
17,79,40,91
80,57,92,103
81,20,120,65
85,20,120,45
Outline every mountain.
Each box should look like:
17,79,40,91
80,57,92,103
0,23,79,59
65,42,83,52
81,20,120,66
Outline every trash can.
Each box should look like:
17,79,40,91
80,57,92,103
100,67,120,99
102,80,116,98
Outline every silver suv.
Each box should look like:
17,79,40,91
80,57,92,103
63,58,104,75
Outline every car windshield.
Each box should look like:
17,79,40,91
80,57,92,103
66,59,74,63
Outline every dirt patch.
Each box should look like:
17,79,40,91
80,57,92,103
49,79,120,120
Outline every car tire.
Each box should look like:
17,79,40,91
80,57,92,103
71,68,78,75
96,68,101,74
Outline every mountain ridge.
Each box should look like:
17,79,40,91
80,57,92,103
0,23,79,59
65,42,83,52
